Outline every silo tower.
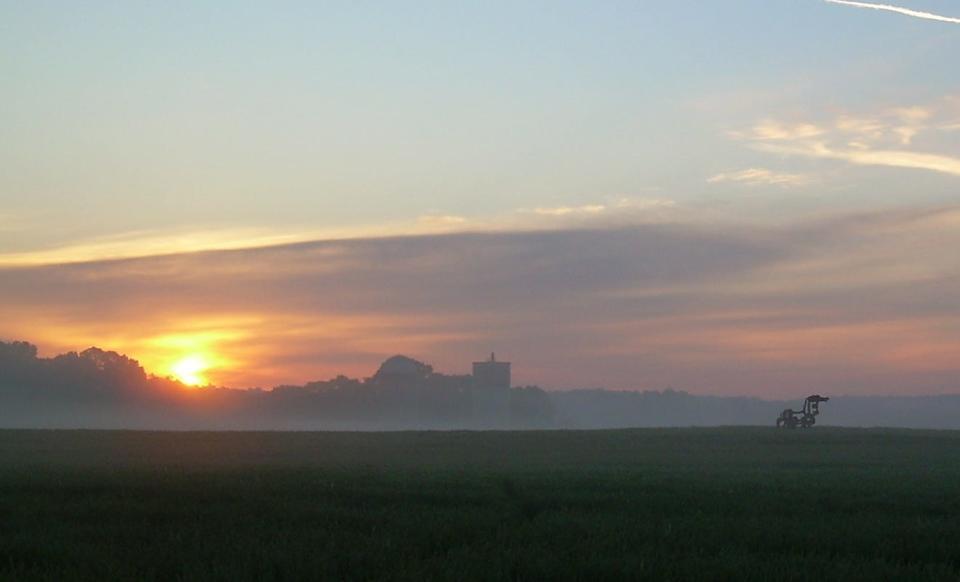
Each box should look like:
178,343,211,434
472,352,511,389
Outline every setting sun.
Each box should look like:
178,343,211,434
170,355,211,387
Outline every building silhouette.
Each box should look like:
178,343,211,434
472,352,511,389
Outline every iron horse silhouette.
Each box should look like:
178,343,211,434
776,395,829,429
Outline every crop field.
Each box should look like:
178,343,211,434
2,428,960,581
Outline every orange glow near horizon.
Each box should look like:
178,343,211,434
5,213,960,397
135,325,254,387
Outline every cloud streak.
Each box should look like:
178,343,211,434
0,198,680,268
825,0,960,25
708,168,813,187
754,142,960,176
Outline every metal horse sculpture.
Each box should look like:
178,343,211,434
776,395,829,429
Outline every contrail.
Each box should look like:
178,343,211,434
825,0,960,24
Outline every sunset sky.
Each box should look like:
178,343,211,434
2,1,959,396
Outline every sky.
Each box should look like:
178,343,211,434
1,1,959,396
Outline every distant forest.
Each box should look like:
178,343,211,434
3,340,960,430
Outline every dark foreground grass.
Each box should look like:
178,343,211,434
2,428,960,581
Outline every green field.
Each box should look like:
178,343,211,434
2,428,960,581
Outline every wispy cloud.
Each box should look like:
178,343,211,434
527,198,675,218
532,205,607,217
824,0,960,25
754,142,960,176
730,121,826,141
708,168,813,188
0,198,682,267
732,98,960,177
0,223,456,268
0,228,319,268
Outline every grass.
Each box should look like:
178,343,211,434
2,428,960,580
